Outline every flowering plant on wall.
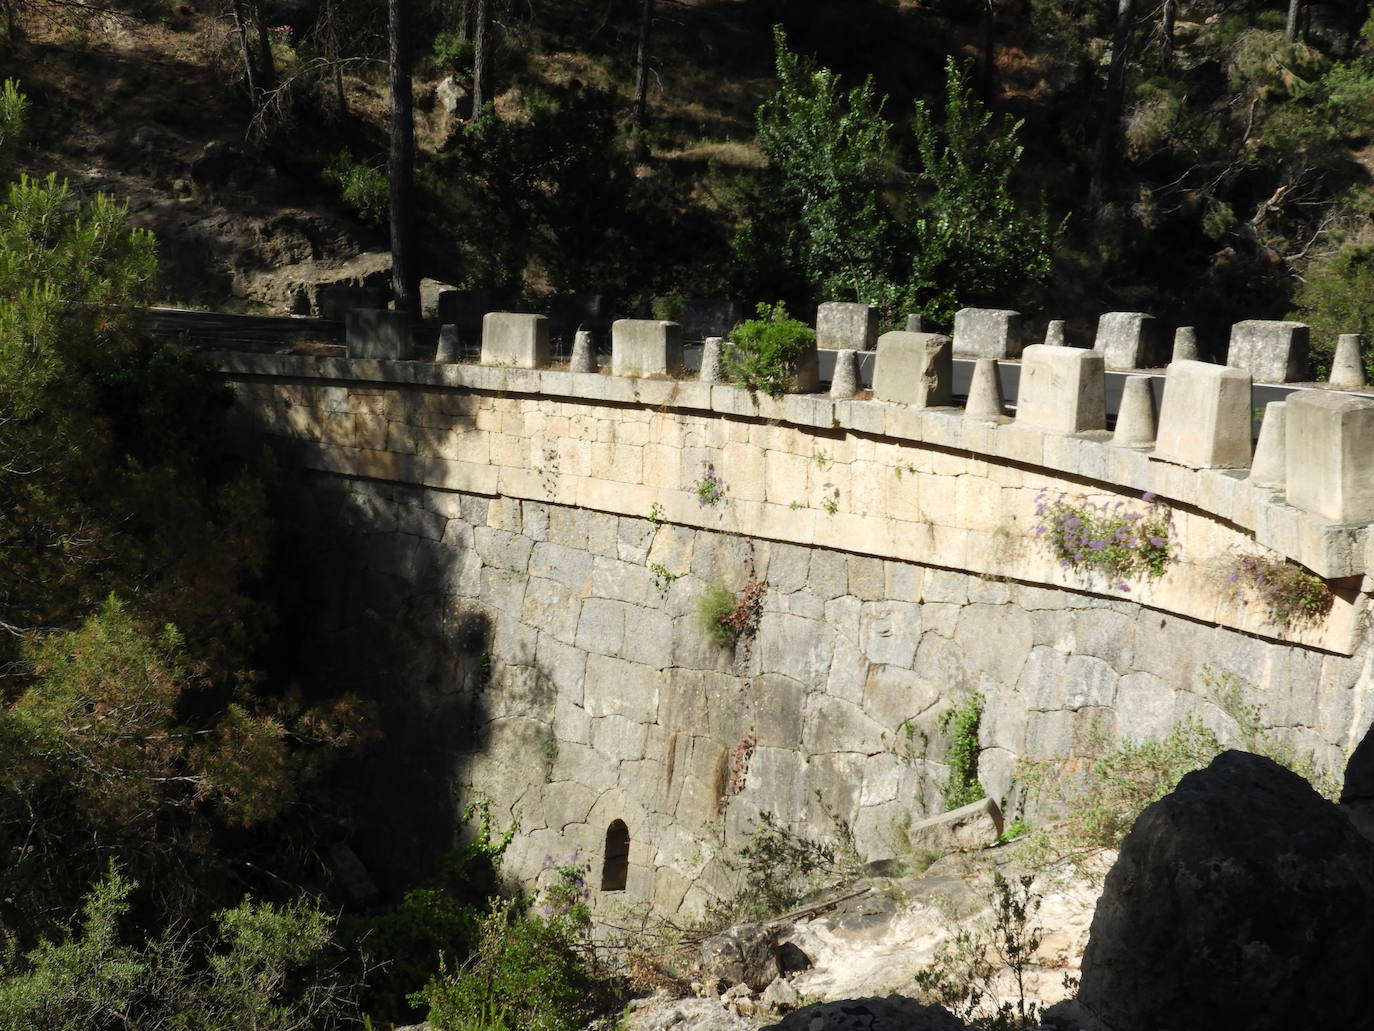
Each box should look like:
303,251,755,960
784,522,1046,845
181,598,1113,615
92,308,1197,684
1033,490,1173,592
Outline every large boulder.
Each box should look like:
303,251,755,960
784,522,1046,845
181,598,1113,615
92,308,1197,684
1074,750,1374,1031
760,995,966,1031
1340,724,1374,843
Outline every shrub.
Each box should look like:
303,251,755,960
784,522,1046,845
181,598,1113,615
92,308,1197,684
696,577,765,653
914,872,1044,1030
1227,553,1333,629
324,149,388,227
1033,490,1172,592
1292,244,1374,379
725,302,816,398
941,693,987,812
704,813,847,927
418,859,607,1031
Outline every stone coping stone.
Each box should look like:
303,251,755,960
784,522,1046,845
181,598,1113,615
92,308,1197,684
1154,360,1252,469
871,332,953,407
345,309,411,360
1287,390,1374,524
816,302,878,351
1094,311,1160,370
953,308,1023,359
611,319,684,378
1227,320,1309,383
481,312,551,368
1016,344,1106,433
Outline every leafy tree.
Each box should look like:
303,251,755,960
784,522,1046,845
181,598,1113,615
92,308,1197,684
906,59,1058,325
0,80,366,944
752,25,897,307
742,33,1057,326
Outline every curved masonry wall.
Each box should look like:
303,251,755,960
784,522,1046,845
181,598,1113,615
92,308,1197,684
216,351,1374,916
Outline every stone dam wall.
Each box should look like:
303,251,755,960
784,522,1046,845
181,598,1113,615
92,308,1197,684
213,339,1374,917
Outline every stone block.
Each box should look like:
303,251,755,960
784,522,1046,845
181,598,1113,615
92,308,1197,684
1015,344,1106,433
1154,360,1252,469
1227,320,1310,383
1286,390,1374,523
952,308,1023,359
611,319,684,378
480,312,551,368
872,332,953,407
816,301,878,351
905,796,1003,852
345,309,411,359
1093,312,1160,369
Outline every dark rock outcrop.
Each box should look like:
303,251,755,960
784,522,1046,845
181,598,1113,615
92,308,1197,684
1340,724,1374,842
760,995,965,1031
1074,750,1374,1031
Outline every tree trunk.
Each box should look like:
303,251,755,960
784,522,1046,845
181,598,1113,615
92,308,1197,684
229,0,258,98
254,6,277,94
1286,0,1302,41
1160,0,1175,64
458,0,471,40
389,0,419,320
977,0,995,101
633,0,655,130
1089,0,1136,208
472,0,491,115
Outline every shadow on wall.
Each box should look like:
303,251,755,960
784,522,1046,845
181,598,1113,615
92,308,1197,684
274,471,497,898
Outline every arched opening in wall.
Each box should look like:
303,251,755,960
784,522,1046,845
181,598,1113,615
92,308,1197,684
601,820,629,891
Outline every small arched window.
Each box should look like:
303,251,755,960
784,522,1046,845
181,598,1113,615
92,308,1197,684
601,819,629,891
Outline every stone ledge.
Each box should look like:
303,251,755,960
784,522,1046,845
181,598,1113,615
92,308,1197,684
209,351,1373,580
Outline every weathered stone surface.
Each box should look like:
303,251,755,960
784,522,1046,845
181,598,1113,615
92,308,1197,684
1016,345,1106,433
1286,390,1374,522
1172,325,1199,362
1153,359,1252,468
699,922,782,992
1077,750,1374,1031
816,302,878,351
761,996,966,1031
963,358,1005,420
612,319,685,378
952,308,1022,359
481,312,551,368
830,349,861,398
1093,311,1159,369
905,796,1002,852
1227,320,1309,383
1111,374,1156,446
1249,400,1286,489
570,329,597,373
346,309,411,359
872,332,953,408
1331,334,1368,389
700,337,726,383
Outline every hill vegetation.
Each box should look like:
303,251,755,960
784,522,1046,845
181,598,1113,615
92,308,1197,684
0,1,1373,1027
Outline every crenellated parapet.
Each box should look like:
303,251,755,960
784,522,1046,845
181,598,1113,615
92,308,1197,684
212,308,1374,656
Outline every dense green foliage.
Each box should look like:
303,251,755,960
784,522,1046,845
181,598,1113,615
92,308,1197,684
0,80,367,995
741,32,1057,327
941,692,987,812
418,858,610,1031
724,301,816,397
0,868,356,1031
906,59,1057,325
